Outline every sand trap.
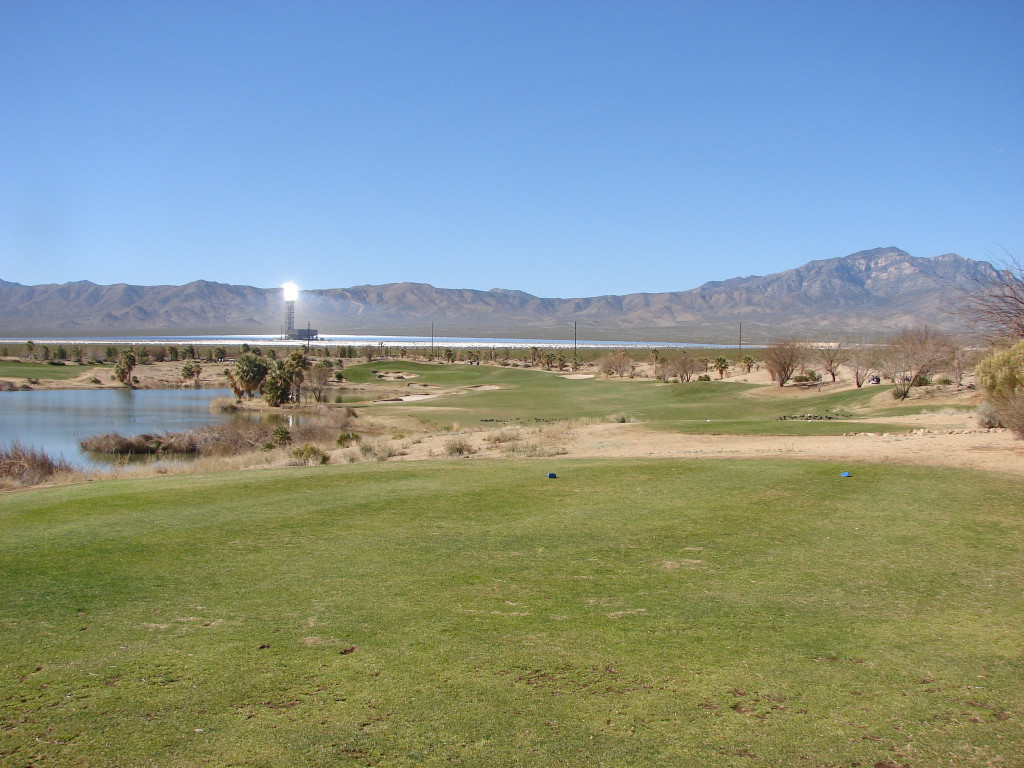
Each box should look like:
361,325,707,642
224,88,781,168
375,371,419,381
561,374,595,379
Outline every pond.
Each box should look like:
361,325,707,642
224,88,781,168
0,388,242,470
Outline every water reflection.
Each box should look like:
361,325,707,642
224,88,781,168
0,388,240,470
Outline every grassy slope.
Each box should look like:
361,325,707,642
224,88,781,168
348,361,929,435
2,460,1021,767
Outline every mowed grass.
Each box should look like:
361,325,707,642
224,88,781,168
2,459,1021,767
350,361,926,435
0,361,108,381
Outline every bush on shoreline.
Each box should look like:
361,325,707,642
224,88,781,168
80,418,351,458
0,442,75,487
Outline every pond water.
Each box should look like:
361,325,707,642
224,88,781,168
0,388,241,470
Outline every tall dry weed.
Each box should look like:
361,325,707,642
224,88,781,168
0,442,77,486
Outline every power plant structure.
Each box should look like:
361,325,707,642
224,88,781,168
281,282,318,341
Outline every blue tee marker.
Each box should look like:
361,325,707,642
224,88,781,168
840,471,851,478
547,473,557,479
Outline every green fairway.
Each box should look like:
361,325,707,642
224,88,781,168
0,360,107,381
350,361,930,435
2,459,1021,767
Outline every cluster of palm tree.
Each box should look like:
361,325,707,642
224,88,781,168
224,349,313,406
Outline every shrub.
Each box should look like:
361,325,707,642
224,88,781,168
445,436,474,457
336,432,361,447
792,372,822,383
291,444,329,465
359,440,398,462
976,400,1004,429
975,341,1024,438
484,429,521,445
271,426,292,447
500,442,568,458
81,433,163,454
0,441,75,486
697,374,711,382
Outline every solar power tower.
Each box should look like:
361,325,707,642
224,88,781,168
282,282,298,337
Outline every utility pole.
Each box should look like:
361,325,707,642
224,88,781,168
738,322,743,357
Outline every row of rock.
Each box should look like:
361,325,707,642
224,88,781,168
844,428,1005,437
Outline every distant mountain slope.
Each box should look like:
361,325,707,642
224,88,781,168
0,248,997,339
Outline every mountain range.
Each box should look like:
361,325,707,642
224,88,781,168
0,248,996,341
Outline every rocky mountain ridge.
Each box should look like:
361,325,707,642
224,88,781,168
0,248,995,340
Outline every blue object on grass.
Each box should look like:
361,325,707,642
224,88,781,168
840,471,851,477
547,473,557,479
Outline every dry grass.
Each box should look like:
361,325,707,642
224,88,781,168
80,417,353,459
0,441,79,487
484,428,522,444
358,439,400,462
444,436,475,457
490,422,573,458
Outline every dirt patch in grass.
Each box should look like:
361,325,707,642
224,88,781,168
558,421,1024,478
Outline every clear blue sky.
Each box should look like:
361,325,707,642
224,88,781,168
2,0,1021,297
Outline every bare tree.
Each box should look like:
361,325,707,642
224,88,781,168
813,342,848,382
654,356,675,382
658,353,702,382
306,361,333,403
961,253,1024,341
948,337,973,386
599,350,632,378
764,340,804,387
880,327,951,400
844,343,878,388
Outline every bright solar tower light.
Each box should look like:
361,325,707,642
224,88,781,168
282,282,298,337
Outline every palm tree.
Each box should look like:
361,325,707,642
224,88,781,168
260,360,291,406
284,350,310,402
713,356,730,379
180,361,202,388
114,350,137,388
232,352,269,398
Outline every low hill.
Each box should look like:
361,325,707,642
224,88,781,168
0,247,995,339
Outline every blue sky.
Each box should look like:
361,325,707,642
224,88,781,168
1,1,1021,297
